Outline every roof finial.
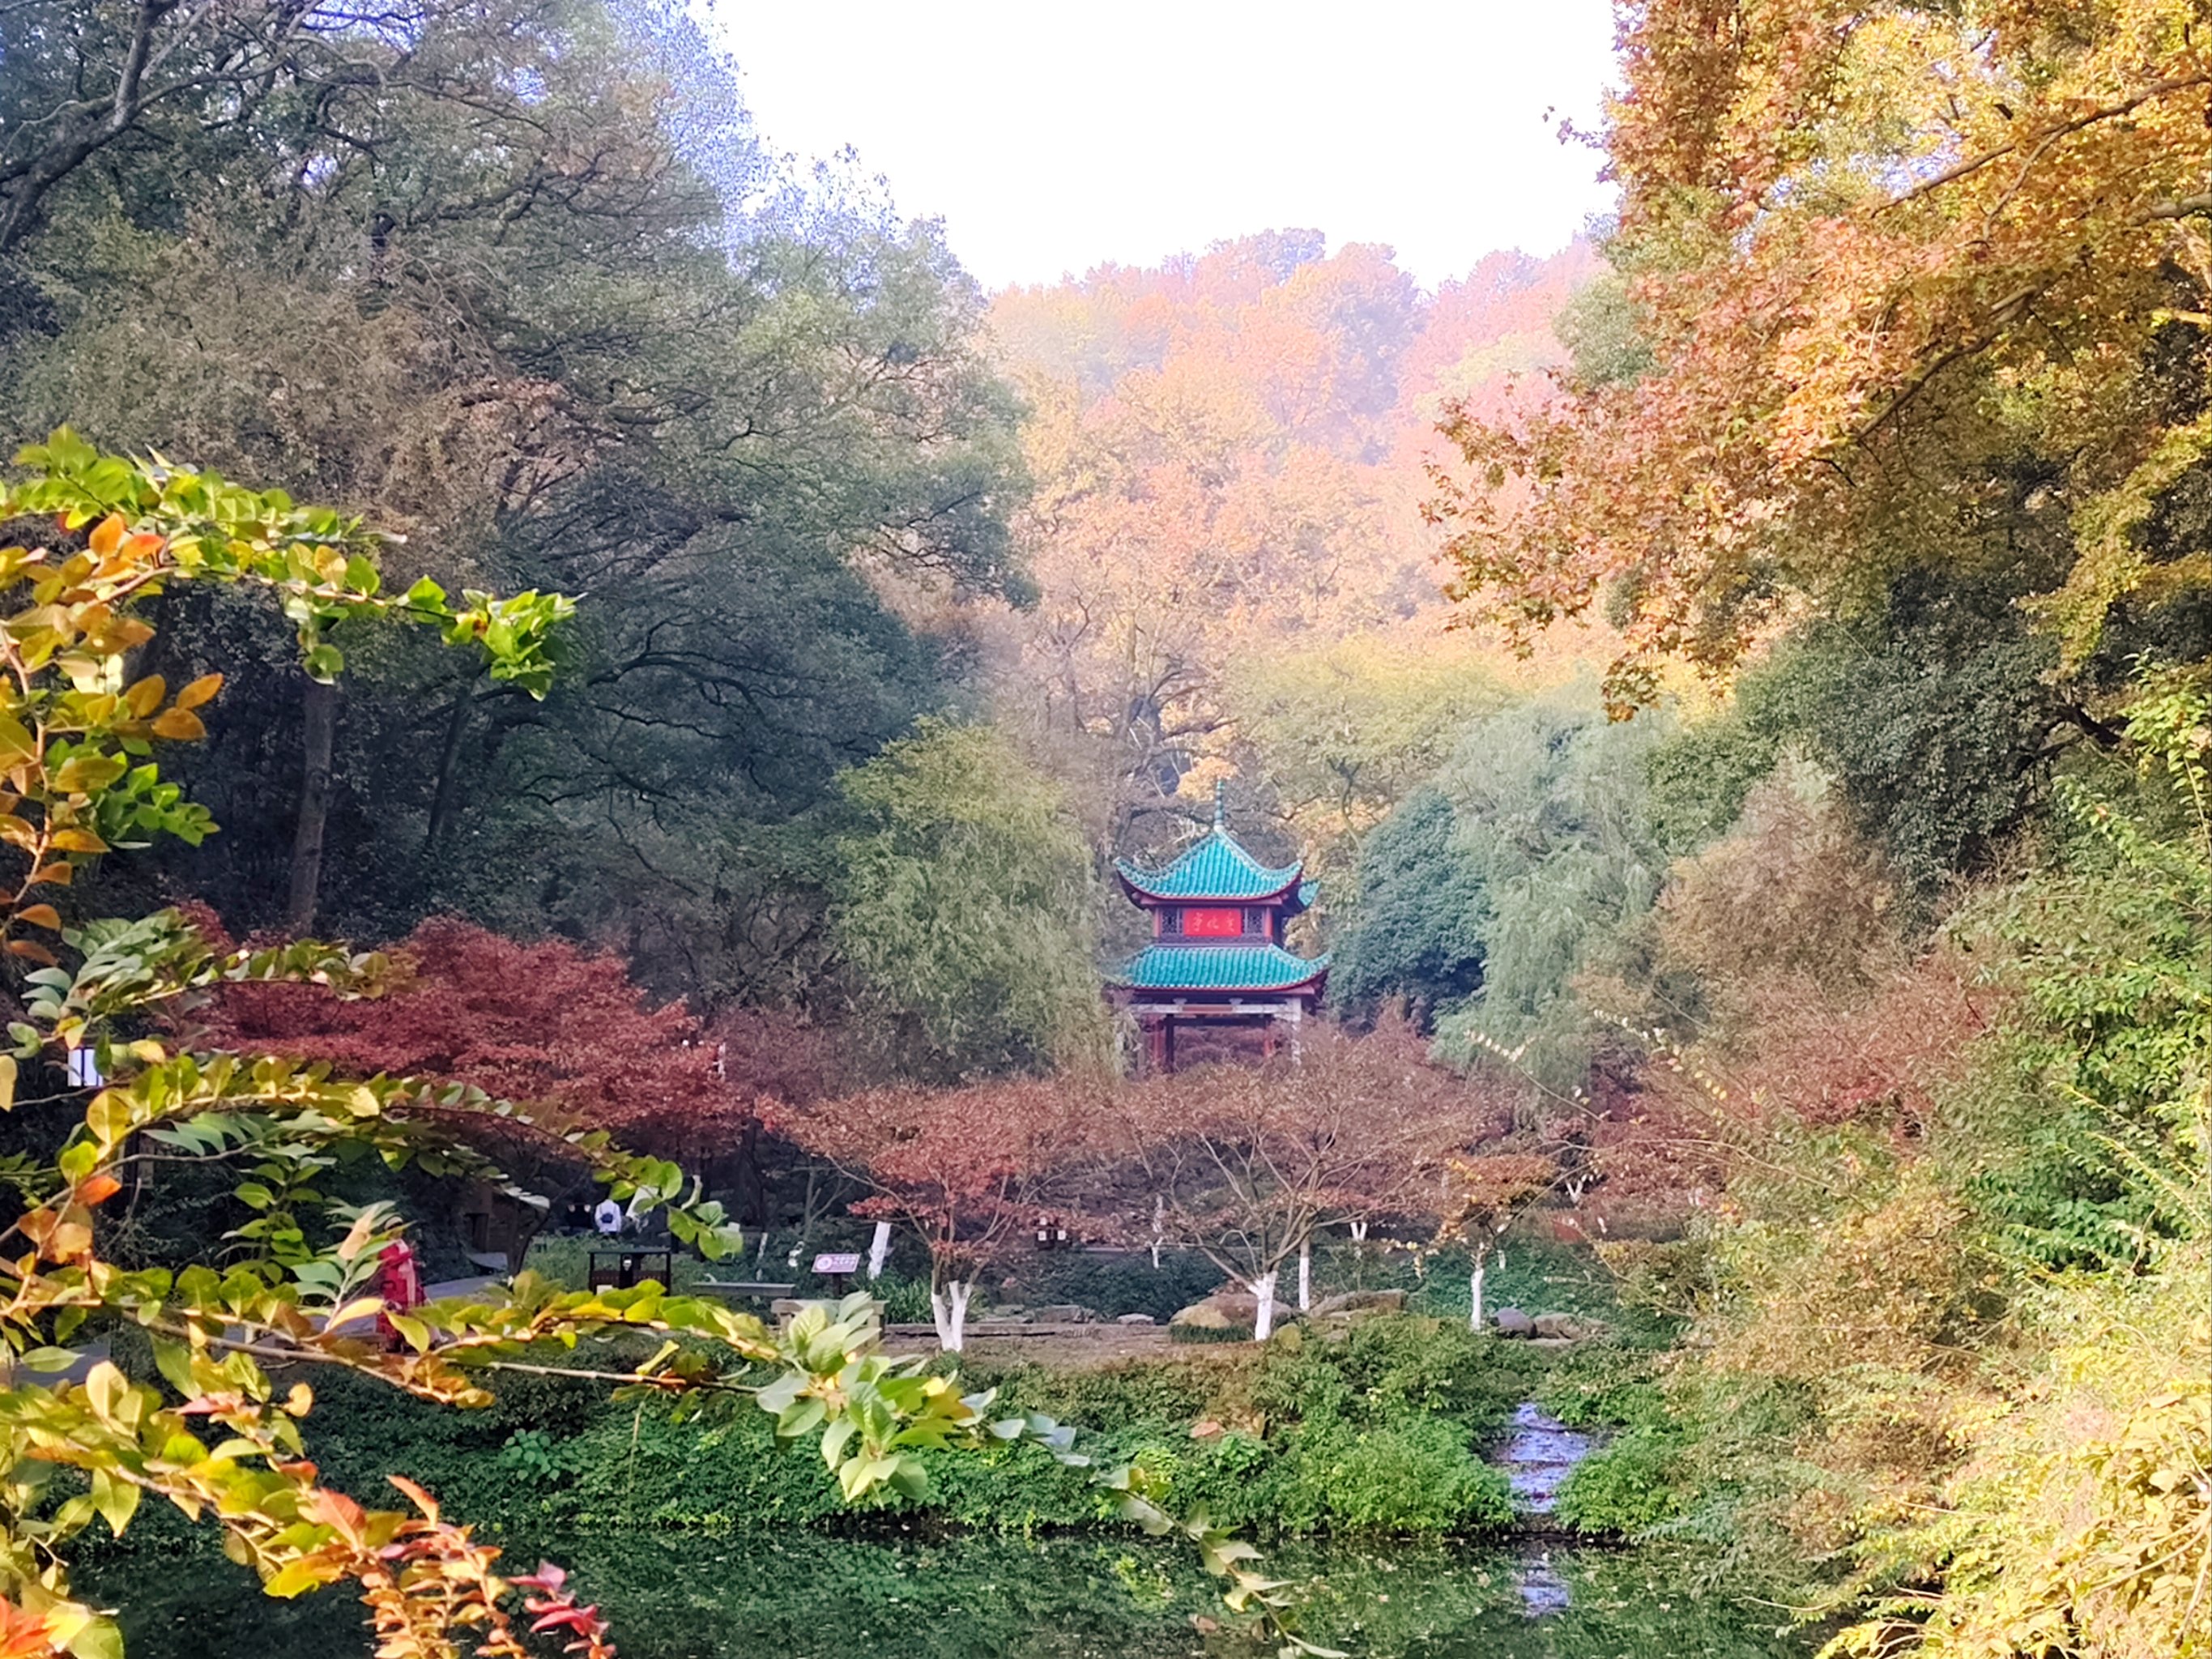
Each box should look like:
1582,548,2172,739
1213,778,1227,831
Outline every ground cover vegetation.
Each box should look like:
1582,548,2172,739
99,1313,1534,1546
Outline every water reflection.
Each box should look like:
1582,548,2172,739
92,1531,1818,1659
1513,1546,1571,1614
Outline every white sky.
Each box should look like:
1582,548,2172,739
691,1,1621,292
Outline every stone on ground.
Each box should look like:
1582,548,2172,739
1311,1288,1407,1318
1170,1290,1257,1330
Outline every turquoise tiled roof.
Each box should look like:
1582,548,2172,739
1110,944,1330,992
1115,830,1305,902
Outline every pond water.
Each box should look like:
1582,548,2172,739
92,1530,1818,1658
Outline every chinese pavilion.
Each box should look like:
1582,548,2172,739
1106,783,1328,1073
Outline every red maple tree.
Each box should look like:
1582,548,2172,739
182,915,816,1206
786,1077,1086,1351
1094,1016,1495,1338
1583,948,1996,1227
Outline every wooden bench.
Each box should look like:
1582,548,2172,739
697,1279,799,1303
587,1247,674,1291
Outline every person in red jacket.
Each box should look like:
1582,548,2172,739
374,1236,425,1350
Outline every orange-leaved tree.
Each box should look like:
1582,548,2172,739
1096,1017,1485,1339
985,234,1597,861
787,1076,1087,1353
1430,1,2212,710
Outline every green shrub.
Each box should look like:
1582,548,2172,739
910,1433,1137,1532
1277,1418,1515,1534
872,1273,935,1324
1554,1427,1686,1536
552,1403,848,1530
1536,1346,1668,1430
496,1427,570,1488
967,1357,1219,1431
488,1366,605,1437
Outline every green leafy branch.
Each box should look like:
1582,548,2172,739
8,430,574,694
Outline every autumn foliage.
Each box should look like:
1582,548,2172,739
1092,1016,1507,1335
786,1016,1524,1344
1430,1,2212,707
185,915,803,1156
0,445,772,1657
786,1075,1085,1349
983,234,1605,859
1705,952,1993,1136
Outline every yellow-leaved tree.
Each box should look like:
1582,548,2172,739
1432,0,2212,710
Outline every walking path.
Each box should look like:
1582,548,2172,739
1494,1400,1595,1515
1488,1400,1600,1615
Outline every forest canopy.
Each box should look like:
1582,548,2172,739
0,0,1026,1016
1428,0,2212,711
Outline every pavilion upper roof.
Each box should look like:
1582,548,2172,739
1113,786,1311,906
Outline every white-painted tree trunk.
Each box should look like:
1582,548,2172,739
1349,1219,1368,1243
1297,1239,1311,1311
866,1220,893,1280
1150,1194,1165,1269
1469,1255,1488,1333
1250,1269,1279,1341
929,1279,973,1352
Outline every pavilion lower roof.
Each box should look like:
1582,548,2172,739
1108,943,1331,994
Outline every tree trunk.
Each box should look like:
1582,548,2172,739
287,678,337,934
929,1278,972,1352
1469,1252,1489,1333
1298,1238,1311,1311
422,684,476,852
1250,1269,1279,1341
509,1201,553,1274
867,1221,893,1280
730,1118,767,1227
